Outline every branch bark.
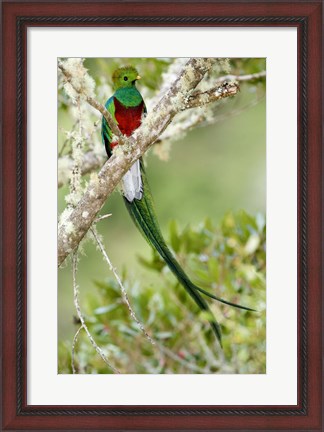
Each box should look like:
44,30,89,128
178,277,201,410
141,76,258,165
183,81,239,110
58,58,240,266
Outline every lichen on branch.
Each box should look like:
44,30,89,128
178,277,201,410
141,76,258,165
58,58,242,266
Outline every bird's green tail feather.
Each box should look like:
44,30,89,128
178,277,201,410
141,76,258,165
123,193,222,345
123,162,253,346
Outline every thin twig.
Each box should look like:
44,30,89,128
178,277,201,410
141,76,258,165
94,213,112,223
59,121,78,157
90,227,216,372
90,226,220,373
216,70,266,83
90,227,155,346
72,251,121,374
90,226,217,372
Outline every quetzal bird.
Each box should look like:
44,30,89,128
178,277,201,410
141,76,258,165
101,66,253,347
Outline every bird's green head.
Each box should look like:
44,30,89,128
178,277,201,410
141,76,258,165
112,66,141,90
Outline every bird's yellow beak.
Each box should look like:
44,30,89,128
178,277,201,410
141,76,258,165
136,75,141,80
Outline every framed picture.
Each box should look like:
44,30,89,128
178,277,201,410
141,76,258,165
2,1,323,430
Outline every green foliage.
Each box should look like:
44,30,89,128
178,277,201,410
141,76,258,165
58,211,266,374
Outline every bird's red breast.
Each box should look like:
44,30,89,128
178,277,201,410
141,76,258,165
113,97,144,142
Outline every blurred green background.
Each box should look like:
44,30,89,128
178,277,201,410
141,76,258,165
58,58,266,374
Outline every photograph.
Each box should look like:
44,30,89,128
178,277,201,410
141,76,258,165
57,57,266,374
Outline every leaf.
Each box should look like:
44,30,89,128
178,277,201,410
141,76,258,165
137,252,165,271
169,219,180,252
94,304,118,315
208,256,220,280
244,234,260,255
156,331,173,340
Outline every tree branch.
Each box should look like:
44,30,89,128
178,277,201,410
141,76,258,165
57,70,265,188
183,81,239,110
58,58,239,266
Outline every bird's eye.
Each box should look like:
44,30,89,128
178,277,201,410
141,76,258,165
124,76,128,81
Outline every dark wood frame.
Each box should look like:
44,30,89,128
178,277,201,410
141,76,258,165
1,1,322,430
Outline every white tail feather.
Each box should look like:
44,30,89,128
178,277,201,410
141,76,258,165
122,160,143,202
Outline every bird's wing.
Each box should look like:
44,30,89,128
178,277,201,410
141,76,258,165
101,96,117,157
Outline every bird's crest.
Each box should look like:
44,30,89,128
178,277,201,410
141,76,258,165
112,66,141,90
